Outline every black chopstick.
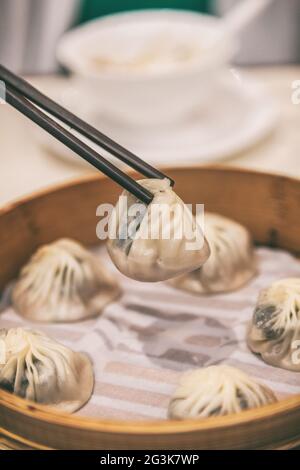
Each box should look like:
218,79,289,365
0,64,173,185
5,84,154,204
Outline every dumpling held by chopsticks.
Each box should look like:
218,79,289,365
107,178,210,282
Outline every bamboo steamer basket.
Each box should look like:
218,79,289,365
0,166,300,450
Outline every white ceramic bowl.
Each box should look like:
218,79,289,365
57,10,236,126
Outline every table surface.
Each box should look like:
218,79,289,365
0,66,299,207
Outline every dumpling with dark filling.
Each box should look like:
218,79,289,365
168,365,276,419
0,328,94,412
248,278,300,371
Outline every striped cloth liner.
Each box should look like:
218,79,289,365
1,246,300,421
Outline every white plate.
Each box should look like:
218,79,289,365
34,70,279,167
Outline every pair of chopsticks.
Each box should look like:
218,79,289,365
0,64,174,204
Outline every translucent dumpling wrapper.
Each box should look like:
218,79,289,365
0,328,94,412
169,213,257,294
168,365,276,420
107,178,210,282
12,238,121,323
248,278,300,371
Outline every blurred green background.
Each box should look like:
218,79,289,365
78,0,211,24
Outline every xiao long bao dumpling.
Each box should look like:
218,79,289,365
107,178,210,282
248,278,300,371
168,365,277,420
12,238,121,323
0,328,94,412
169,213,257,294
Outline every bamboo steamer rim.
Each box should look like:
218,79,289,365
0,165,300,449
1,163,299,217
1,388,300,434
